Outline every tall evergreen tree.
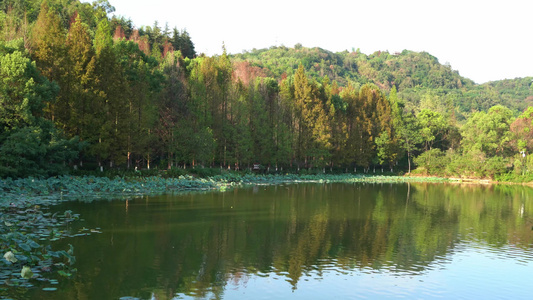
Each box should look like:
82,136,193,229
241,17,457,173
31,0,68,124
92,18,128,166
66,14,97,139
171,27,195,59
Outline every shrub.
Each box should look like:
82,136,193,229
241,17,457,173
413,148,450,176
482,156,509,179
162,168,187,178
189,167,222,178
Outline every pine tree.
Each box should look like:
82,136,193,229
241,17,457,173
92,18,128,166
156,51,187,168
341,83,361,171
171,28,195,59
293,64,331,168
66,14,97,139
31,0,67,124
293,64,313,165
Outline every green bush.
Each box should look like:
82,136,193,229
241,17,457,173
0,127,80,178
495,172,533,183
482,156,509,179
413,149,450,176
446,150,485,178
189,167,222,178
162,168,187,178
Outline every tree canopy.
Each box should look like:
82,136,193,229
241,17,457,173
0,0,531,180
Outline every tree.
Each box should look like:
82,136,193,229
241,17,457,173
417,109,447,151
114,39,162,168
375,131,394,171
0,39,79,177
293,64,331,168
351,83,393,171
171,27,195,59
389,86,420,173
399,111,422,173
0,1,32,46
156,50,187,168
0,41,46,132
461,105,513,157
31,0,68,124
510,107,533,154
94,16,113,54
91,18,128,166
250,80,274,166
66,14,97,139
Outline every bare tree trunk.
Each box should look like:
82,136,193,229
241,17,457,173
147,153,150,170
408,152,411,174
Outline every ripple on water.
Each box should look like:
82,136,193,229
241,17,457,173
228,241,533,299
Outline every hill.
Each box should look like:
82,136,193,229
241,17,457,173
232,46,533,117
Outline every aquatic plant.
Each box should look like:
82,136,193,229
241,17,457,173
20,266,33,279
0,174,450,203
0,201,82,288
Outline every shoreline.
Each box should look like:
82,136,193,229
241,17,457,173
1,173,531,206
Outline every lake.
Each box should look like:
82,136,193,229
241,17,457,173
12,182,533,299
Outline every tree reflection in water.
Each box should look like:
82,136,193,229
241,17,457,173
23,183,533,300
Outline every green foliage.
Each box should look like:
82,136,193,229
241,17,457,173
0,38,79,178
414,149,511,179
417,109,448,151
0,199,80,288
0,46,40,131
0,125,79,177
0,1,531,181
233,48,467,91
171,28,195,59
482,156,509,178
235,46,531,117
413,148,450,176
461,105,513,157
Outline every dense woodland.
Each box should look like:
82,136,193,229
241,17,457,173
1,0,532,180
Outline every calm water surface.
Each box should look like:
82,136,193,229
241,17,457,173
12,183,533,299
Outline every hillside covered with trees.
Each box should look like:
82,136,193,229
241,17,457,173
233,46,533,118
1,0,532,181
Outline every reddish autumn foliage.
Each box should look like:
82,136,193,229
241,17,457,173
138,36,150,55
162,41,174,58
129,29,140,42
129,30,149,55
114,25,126,40
510,107,533,151
233,61,266,85
68,12,78,28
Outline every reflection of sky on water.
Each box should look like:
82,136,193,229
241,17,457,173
175,241,533,299
22,183,533,300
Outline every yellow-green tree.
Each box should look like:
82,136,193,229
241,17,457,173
31,0,68,124
66,14,97,139
293,64,331,168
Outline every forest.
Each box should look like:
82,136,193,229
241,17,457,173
1,0,532,181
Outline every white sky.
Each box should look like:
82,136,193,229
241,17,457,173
96,0,532,84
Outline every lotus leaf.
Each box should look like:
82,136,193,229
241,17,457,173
18,243,31,252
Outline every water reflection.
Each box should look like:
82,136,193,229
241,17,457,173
21,183,533,299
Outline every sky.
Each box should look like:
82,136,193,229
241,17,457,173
96,0,532,84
